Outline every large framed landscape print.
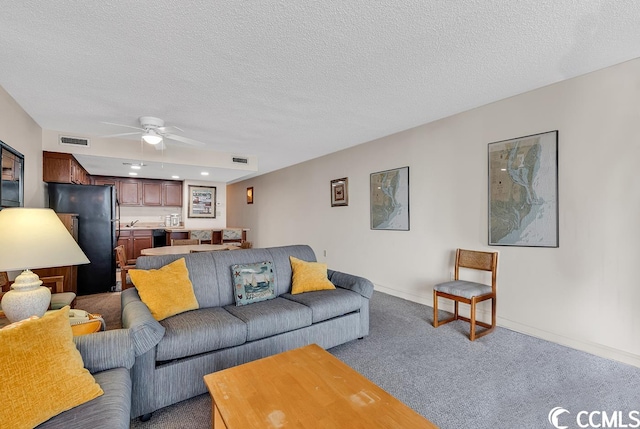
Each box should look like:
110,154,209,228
370,166,409,231
488,130,558,247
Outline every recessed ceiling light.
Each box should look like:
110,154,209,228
201,172,209,176
131,165,141,170
129,172,138,176
172,175,180,179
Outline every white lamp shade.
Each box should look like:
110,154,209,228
0,208,90,271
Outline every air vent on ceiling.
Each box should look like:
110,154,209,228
59,135,90,147
232,157,248,164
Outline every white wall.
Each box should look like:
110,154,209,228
0,86,44,207
228,58,640,367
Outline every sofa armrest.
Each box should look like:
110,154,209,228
121,288,165,357
327,270,374,299
73,329,134,373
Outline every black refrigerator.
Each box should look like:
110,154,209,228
48,183,117,295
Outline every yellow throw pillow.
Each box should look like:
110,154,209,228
0,307,103,429
290,256,336,294
129,257,199,321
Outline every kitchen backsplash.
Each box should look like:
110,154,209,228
120,206,183,227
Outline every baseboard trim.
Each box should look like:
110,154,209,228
498,318,640,368
374,284,640,369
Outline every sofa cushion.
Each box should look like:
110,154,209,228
129,258,199,321
224,297,312,342
0,307,103,429
231,261,276,306
37,367,131,429
290,256,335,294
156,307,247,362
281,288,363,323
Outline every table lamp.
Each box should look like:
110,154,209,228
0,208,90,323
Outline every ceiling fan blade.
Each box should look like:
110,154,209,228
164,133,205,147
101,131,141,138
101,121,144,131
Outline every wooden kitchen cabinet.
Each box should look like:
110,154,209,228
163,182,182,206
43,151,91,184
93,176,182,207
118,229,153,259
32,213,79,293
93,176,121,207
142,181,162,206
119,179,143,206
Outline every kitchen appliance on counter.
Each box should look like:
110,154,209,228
48,183,117,295
170,213,181,226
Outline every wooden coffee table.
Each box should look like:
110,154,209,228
204,344,438,428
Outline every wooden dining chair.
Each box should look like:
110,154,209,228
0,272,76,310
189,230,212,244
432,249,498,341
115,245,136,290
171,239,200,246
221,228,243,244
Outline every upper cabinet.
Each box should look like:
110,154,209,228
42,152,182,207
92,175,182,207
142,181,162,206
43,151,90,185
1,141,24,208
163,182,182,206
119,179,143,206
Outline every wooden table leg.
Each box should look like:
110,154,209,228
213,401,226,429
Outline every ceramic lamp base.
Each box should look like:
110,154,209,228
0,270,51,323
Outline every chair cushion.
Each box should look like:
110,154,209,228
224,297,312,341
50,292,76,310
156,307,247,361
37,367,131,429
282,288,363,323
433,280,493,299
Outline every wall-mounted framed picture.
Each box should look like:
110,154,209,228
370,166,409,230
247,187,254,204
488,130,558,247
330,178,348,207
188,185,216,218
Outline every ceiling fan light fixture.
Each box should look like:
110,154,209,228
142,130,162,145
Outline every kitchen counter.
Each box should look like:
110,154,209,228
162,227,249,232
163,228,249,245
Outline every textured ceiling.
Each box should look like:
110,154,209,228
1,1,640,181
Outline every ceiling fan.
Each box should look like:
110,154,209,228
101,116,205,148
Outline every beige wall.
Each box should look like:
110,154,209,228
228,58,640,366
0,86,44,207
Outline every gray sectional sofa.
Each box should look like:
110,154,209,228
121,244,374,419
37,329,134,429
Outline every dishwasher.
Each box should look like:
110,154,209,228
152,229,167,247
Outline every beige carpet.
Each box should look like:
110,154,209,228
75,291,122,330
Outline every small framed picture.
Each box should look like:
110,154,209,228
247,187,254,204
188,185,216,218
330,178,348,207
